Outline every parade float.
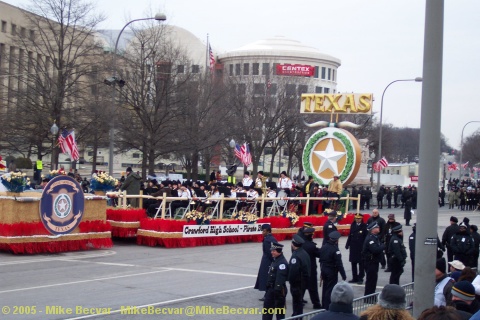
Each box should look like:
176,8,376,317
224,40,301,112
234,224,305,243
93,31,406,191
0,173,112,254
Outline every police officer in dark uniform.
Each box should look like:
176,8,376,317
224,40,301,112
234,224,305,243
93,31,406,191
450,222,475,267
388,224,407,285
362,222,385,299
263,241,288,320
319,231,346,310
408,223,416,282
322,212,337,246
255,224,277,300
299,226,322,309
442,216,459,262
297,221,314,239
345,213,367,284
288,235,311,317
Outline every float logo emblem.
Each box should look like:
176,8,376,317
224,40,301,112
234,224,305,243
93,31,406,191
40,175,85,235
302,127,361,186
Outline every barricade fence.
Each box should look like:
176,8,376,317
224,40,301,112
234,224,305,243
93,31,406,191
285,282,414,320
107,190,362,219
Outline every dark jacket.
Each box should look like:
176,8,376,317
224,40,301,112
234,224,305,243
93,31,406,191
388,233,407,266
310,303,359,319
442,223,459,248
254,233,276,291
345,221,367,263
322,220,337,245
288,247,311,287
362,233,385,263
319,240,346,280
120,172,142,195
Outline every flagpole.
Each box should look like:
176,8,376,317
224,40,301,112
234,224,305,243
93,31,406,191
206,34,209,74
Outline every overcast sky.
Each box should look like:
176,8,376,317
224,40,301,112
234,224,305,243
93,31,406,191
6,0,480,151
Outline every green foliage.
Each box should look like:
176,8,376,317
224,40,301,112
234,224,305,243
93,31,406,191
15,157,33,169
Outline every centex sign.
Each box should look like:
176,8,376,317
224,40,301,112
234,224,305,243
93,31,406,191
276,64,314,76
300,93,373,114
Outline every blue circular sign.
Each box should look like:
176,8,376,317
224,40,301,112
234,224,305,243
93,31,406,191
40,175,85,235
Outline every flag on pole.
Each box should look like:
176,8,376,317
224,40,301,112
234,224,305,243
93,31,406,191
234,143,252,167
208,44,215,73
448,162,459,171
461,161,469,169
372,162,382,172
58,129,80,161
373,157,389,172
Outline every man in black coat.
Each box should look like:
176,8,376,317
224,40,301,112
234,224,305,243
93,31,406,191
362,222,386,298
255,224,277,300
351,186,359,210
359,186,365,210
288,235,311,317
366,209,386,269
469,225,480,269
322,212,337,245
451,222,475,266
345,213,367,284
319,231,346,310
442,216,459,262
386,187,392,208
300,227,322,309
263,242,288,320
384,214,401,272
377,185,385,209
408,223,416,282
439,187,446,207
393,186,400,208
388,224,407,285
365,187,372,210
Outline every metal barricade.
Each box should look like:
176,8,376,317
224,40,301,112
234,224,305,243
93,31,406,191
285,310,325,320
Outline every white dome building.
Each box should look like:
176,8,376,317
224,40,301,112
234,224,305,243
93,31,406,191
217,36,341,94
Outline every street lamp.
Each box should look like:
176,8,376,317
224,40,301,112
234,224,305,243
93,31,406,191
108,13,167,176
459,120,480,182
50,121,59,170
369,151,376,188
441,156,446,189
376,77,422,191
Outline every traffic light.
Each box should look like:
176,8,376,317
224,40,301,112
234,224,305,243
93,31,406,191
227,164,237,176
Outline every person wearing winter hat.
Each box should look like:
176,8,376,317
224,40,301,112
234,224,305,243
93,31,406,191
310,282,359,319
359,284,413,320
435,258,455,307
120,166,142,208
442,216,459,262
451,280,479,316
451,222,475,266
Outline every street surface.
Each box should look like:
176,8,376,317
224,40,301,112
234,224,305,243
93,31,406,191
0,205,477,319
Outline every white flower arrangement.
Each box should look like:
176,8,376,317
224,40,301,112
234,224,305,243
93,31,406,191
185,210,212,225
232,210,259,224
1,172,30,192
283,211,299,226
90,172,118,191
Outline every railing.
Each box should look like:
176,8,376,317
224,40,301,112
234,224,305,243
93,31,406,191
285,282,415,320
106,191,362,219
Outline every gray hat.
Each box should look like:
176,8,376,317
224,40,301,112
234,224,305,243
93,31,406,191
292,234,305,246
331,281,354,305
379,284,406,310
367,222,379,231
329,231,341,240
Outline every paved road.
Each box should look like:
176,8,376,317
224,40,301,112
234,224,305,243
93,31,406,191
0,206,477,320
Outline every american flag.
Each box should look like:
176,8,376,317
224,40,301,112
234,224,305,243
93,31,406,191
208,44,215,73
373,157,389,172
58,129,80,161
234,143,252,167
448,162,459,171
461,161,469,169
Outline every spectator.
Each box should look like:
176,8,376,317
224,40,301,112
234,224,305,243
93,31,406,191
310,282,359,320
120,167,142,208
448,260,466,282
359,284,413,320
435,258,455,307
417,305,467,320
451,281,479,316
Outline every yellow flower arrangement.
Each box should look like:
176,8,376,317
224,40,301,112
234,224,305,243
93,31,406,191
283,211,299,226
185,210,212,225
90,172,118,191
1,172,30,192
232,210,259,224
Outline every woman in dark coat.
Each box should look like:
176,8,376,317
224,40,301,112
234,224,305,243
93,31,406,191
254,224,277,300
404,198,412,226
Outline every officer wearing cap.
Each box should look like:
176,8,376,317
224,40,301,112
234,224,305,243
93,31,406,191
322,212,338,245
442,216,459,262
299,226,322,309
345,213,367,284
362,222,386,297
319,231,346,310
384,213,401,272
388,224,407,285
288,235,311,317
451,222,475,266
263,241,288,320
255,224,277,300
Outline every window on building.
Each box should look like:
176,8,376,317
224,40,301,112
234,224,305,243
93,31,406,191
243,63,249,75
324,88,330,93
235,63,240,75
286,84,296,96
132,153,140,158
87,151,93,156
268,83,277,95
177,65,185,74
328,68,331,80
298,85,308,95
397,170,400,175
332,69,336,82
1,21,6,33
264,147,273,155
229,64,233,76
321,67,326,79
20,27,26,38
238,83,246,95
262,63,269,75
254,83,264,95
272,63,278,75
253,63,259,75
192,65,200,73
29,30,34,40
11,24,16,36
314,66,319,78
315,86,322,93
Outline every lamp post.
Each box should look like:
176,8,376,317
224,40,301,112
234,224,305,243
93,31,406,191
108,13,167,176
376,77,422,191
459,120,480,182
50,121,59,170
441,156,446,189
369,151,376,188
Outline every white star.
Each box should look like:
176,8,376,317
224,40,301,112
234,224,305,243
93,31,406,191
58,199,67,212
313,139,346,176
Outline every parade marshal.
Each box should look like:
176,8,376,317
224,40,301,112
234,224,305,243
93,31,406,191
40,175,85,235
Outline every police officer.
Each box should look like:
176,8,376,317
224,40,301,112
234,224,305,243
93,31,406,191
255,224,277,300
288,235,311,317
345,213,367,284
442,216,459,262
263,241,288,320
300,227,322,309
319,231,346,310
362,222,385,298
408,223,416,282
450,222,475,266
388,224,407,285
322,212,337,245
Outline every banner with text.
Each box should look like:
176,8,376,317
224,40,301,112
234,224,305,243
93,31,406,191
300,93,373,114
183,223,266,238
276,64,314,77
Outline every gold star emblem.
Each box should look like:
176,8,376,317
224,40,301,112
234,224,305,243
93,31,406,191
312,138,346,179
